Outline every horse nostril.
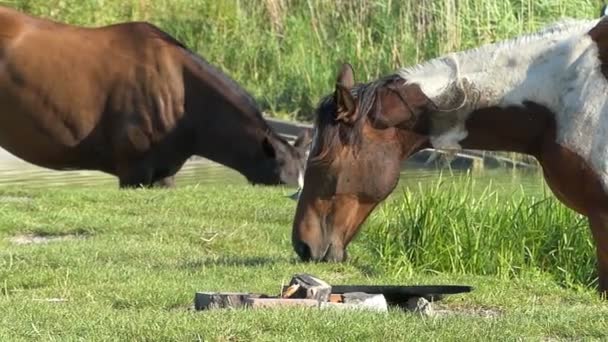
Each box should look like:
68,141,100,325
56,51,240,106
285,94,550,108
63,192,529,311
294,240,312,262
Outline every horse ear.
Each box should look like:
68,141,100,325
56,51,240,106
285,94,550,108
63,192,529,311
262,137,277,159
293,128,312,150
335,63,357,123
337,63,355,88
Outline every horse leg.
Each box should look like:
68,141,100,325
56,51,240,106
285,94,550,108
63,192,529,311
589,214,608,297
151,159,187,188
538,137,608,296
117,163,154,188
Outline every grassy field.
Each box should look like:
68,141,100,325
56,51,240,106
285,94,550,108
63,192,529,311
1,178,607,341
1,2,608,339
4,0,606,120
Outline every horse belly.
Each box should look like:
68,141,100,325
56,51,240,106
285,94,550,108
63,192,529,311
0,65,112,171
0,106,102,171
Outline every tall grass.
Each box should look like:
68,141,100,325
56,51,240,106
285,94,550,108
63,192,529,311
4,0,605,120
360,174,596,289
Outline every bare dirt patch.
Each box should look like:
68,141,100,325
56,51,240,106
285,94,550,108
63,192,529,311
432,303,503,318
0,195,33,204
32,298,68,303
9,233,87,245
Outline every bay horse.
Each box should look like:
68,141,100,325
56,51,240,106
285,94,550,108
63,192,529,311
0,6,310,188
293,17,608,296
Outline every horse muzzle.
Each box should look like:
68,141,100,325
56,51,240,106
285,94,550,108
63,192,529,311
293,238,346,262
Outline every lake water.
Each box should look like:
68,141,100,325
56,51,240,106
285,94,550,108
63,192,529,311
0,149,547,195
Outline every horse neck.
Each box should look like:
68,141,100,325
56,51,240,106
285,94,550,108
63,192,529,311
460,33,591,110
181,52,289,179
401,19,600,152
458,102,556,158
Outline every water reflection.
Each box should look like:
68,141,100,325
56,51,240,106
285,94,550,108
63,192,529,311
0,156,246,188
0,151,545,194
397,161,547,196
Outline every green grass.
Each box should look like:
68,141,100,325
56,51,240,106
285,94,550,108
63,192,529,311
3,0,606,120
361,175,596,289
1,2,607,337
1,179,607,341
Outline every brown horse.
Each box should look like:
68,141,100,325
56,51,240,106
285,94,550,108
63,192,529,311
0,6,310,188
293,17,608,296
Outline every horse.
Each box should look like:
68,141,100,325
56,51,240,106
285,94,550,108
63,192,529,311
292,16,608,296
0,6,311,188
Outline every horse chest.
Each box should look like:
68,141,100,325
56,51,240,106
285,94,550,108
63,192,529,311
539,139,608,215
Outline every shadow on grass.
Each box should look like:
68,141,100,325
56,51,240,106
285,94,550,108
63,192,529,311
7,227,93,245
180,255,286,269
350,262,382,277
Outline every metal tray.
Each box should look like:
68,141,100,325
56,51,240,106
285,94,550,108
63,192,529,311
330,285,473,302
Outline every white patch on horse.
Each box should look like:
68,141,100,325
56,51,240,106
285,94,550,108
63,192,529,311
429,123,468,150
557,36,608,182
406,55,461,105
397,18,608,188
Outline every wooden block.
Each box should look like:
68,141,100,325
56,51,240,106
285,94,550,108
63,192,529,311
319,302,354,311
194,292,260,310
283,274,332,302
245,298,320,309
282,283,301,298
329,294,343,303
344,292,388,312
319,293,388,312
343,292,386,304
319,301,387,312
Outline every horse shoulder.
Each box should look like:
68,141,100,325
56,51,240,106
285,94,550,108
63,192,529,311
546,20,608,190
101,23,188,153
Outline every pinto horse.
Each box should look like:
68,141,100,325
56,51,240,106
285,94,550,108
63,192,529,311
0,6,310,188
293,17,608,295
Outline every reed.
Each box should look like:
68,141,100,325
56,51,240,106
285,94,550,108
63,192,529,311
5,0,605,120
360,173,596,289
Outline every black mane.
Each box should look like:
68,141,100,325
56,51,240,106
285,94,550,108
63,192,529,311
310,73,402,162
141,22,282,142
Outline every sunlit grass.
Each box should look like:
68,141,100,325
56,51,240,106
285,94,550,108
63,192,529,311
0,177,607,340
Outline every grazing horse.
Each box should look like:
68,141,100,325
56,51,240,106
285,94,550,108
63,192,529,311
292,17,608,296
0,6,310,188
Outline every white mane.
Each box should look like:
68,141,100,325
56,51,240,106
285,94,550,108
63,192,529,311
399,18,596,78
